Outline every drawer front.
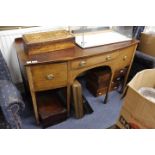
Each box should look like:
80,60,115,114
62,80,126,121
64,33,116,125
31,63,67,91
86,82,107,97
117,46,135,68
111,81,120,90
71,51,119,70
114,67,129,78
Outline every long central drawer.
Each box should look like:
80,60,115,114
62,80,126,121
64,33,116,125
31,62,67,91
71,51,119,70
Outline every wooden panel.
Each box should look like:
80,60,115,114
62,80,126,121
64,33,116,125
72,80,84,119
37,90,67,128
86,81,119,97
86,67,111,84
114,67,129,78
31,63,67,91
117,46,136,69
23,30,74,43
25,39,75,55
23,30,75,55
26,67,40,124
70,51,119,70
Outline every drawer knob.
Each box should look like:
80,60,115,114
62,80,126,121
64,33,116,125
46,74,54,80
120,69,124,73
116,77,121,81
106,55,111,61
79,60,86,67
113,86,118,90
123,56,127,61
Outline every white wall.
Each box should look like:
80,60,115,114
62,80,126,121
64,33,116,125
144,26,155,33
0,26,67,83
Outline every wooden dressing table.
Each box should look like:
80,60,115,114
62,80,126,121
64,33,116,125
15,38,138,124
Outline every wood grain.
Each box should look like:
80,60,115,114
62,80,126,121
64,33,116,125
26,67,40,124
15,37,138,124
70,51,119,70
25,40,75,55
23,30,74,44
23,30,75,55
15,39,139,66
31,62,67,91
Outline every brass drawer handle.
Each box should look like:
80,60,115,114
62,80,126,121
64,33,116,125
120,69,124,73
79,60,86,67
116,77,121,81
106,55,111,61
46,74,54,80
123,56,127,61
113,86,118,90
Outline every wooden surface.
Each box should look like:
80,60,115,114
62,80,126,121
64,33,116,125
23,30,74,44
86,67,123,97
72,80,84,118
15,38,138,66
31,62,67,91
37,90,67,128
23,30,75,55
26,66,39,124
15,37,138,124
87,67,111,84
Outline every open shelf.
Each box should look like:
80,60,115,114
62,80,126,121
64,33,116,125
36,90,67,128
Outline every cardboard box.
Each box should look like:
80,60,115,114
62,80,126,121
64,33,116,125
138,32,155,57
116,69,155,129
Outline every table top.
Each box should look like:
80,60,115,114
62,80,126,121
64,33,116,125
15,38,139,66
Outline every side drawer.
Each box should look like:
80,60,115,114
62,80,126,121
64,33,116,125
117,46,136,69
114,67,129,78
31,62,67,91
71,51,119,70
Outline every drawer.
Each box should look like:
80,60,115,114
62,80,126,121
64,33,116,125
87,67,111,84
117,46,135,68
71,51,119,70
86,82,107,97
31,63,67,91
86,81,119,97
114,67,129,78
111,82,119,91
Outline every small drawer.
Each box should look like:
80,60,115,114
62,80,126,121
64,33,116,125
31,63,67,91
111,82,119,90
97,89,107,96
112,76,123,83
114,67,129,77
71,51,119,70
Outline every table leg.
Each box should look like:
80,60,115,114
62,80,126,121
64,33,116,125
121,66,132,94
67,85,71,116
26,67,40,125
30,91,40,125
103,71,114,104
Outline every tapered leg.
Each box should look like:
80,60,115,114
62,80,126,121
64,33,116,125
67,85,71,116
103,71,114,104
26,67,40,125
